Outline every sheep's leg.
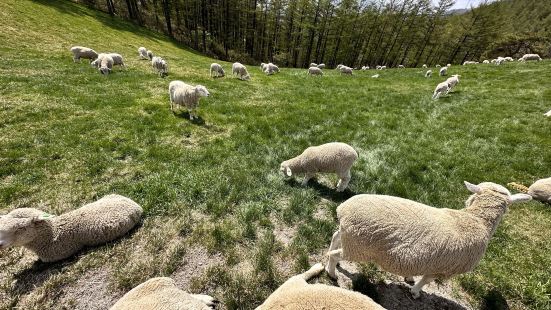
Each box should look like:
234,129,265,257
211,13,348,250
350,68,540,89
301,172,315,186
336,170,351,192
188,109,194,120
410,275,434,299
325,230,342,279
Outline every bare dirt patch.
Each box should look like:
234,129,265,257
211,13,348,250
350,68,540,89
172,245,224,291
57,267,122,310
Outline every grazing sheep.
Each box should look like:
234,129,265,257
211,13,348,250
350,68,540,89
152,56,168,77
317,63,325,69
325,181,532,298
545,110,551,117
398,65,405,69
256,263,386,310
435,64,441,68
519,54,542,62
445,74,460,94
361,66,369,70
110,277,217,310
146,50,154,60
70,46,98,63
0,195,142,262
264,63,279,75
260,62,267,71
168,81,210,120
508,178,551,204
92,53,125,69
138,47,148,59
232,62,250,80
209,63,225,78
340,66,353,75
336,64,344,70
439,66,448,76
504,57,514,61
483,60,490,64
371,74,379,78
495,58,506,66
310,62,318,68
96,53,114,75
308,67,323,76
432,81,449,99
425,70,432,78
280,142,357,192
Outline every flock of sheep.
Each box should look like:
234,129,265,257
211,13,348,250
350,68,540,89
0,45,549,309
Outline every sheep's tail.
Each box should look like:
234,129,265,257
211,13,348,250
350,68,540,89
299,263,325,281
507,182,529,193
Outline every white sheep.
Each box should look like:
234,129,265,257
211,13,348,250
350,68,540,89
309,62,318,68
432,81,449,99
96,53,114,75
422,64,427,68
325,181,531,298
495,58,506,66
264,63,279,75
0,195,142,262
336,64,343,70
93,53,125,69
483,60,490,64
371,74,379,78
504,57,514,62
508,178,551,204
380,66,387,70
398,65,405,69
307,66,323,76
445,74,460,94
110,277,217,310
317,63,325,69
138,47,148,59
361,66,369,70
152,56,168,77
260,62,266,71
232,62,250,80
256,263,386,310
519,54,542,61
447,63,451,67
147,50,154,60
435,64,441,68
425,70,432,78
463,61,477,65
70,46,98,63
340,66,353,75
280,142,357,192
375,65,381,70
439,66,448,76
168,81,210,120
209,63,225,78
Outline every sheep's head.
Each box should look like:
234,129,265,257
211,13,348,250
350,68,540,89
243,74,251,81
0,211,53,249
100,67,111,75
464,181,531,207
91,59,99,68
195,85,210,97
279,162,292,177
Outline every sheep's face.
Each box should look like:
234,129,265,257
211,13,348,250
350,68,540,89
195,85,210,97
91,60,99,68
100,67,111,75
280,163,292,177
0,216,41,249
464,181,531,207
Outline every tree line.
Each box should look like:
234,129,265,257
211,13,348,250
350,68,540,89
75,0,550,68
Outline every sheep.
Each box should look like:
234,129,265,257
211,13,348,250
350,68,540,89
495,58,506,66
340,66,353,75
307,66,323,76
260,62,266,71
491,59,497,63
445,74,460,94
280,142,357,192
463,61,477,65
375,65,381,70
439,66,448,76
147,50,154,60
398,65,405,69
371,74,379,78
483,60,490,64
380,66,387,70
504,57,514,62
519,54,542,62
110,277,217,310
447,63,451,67
232,62,250,80
93,53,125,69
0,194,142,263
317,63,325,69
138,47,148,59
264,63,279,75
95,53,114,75
168,81,210,120
310,62,318,68
152,56,168,77
209,63,225,78
70,46,98,63
545,110,551,117
325,181,532,298
336,64,343,70
432,81,449,99
255,263,386,310
508,178,551,204
361,66,369,70
422,64,427,68
425,70,432,78
435,64,441,68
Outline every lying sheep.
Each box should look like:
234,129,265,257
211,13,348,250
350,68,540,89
152,56,168,77
256,263,386,310
508,178,551,203
147,50,154,60
439,66,448,76
168,81,210,120
425,70,432,78
519,54,542,61
138,47,148,59
325,181,531,298
110,277,217,310
232,62,250,80
340,66,353,75
210,63,225,78
422,64,428,68
280,142,357,192
0,195,142,262
317,63,325,69
264,63,279,75
432,81,449,99
445,74,460,93
70,46,98,63
308,67,323,76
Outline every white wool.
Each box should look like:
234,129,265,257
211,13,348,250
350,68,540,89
168,81,210,120
432,81,449,99
307,67,323,76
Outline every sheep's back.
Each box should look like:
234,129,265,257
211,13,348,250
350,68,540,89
302,143,357,173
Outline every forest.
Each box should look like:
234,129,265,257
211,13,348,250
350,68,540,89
75,0,550,67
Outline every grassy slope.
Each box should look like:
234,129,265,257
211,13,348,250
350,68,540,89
1,0,550,309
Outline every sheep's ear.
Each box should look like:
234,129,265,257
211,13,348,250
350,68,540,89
464,181,482,194
286,167,292,177
509,194,532,204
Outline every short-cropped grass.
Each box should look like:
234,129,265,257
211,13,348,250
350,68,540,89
0,1,550,309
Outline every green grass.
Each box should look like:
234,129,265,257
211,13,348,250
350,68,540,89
1,0,551,309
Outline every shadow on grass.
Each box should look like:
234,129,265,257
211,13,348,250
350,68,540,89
481,289,509,310
284,178,355,203
173,111,207,126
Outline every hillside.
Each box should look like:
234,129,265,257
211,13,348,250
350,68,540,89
1,1,550,309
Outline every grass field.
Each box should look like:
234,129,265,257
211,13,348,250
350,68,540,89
1,1,550,309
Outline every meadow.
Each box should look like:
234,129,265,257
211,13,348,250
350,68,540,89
0,1,550,309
